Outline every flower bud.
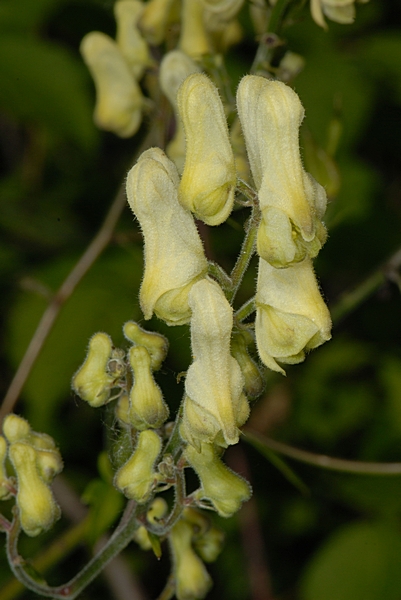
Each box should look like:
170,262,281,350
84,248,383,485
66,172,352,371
310,0,364,28
115,393,131,425
114,1,151,79
139,0,175,45
133,497,168,549
126,147,208,325
123,321,168,370
236,76,327,267
231,330,264,398
80,32,143,137
72,333,115,407
178,73,236,226
179,0,211,58
2,413,31,443
185,442,251,518
159,50,202,172
128,346,169,429
180,278,249,449
35,448,63,484
193,524,225,563
114,429,162,502
200,0,244,19
255,257,332,374
0,435,11,500
169,518,212,600
9,442,60,536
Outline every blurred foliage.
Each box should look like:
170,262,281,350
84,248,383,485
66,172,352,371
1,0,401,599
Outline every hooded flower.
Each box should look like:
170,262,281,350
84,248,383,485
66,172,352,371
114,0,151,79
185,442,251,517
310,0,369,28
180,278,249,449
236,76,327,268
80,32,143,137
178,73,237,226
159,50,202,172
126,147,208,325
255,257,332,374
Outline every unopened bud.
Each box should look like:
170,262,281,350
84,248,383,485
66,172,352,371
114,0,151,79
193,524,225,563
185,442,251,518
139,0,175,45
123,321,168,370
231,330,264,397
114,429,162,502
179,0,211,58
159,50,202,171
169,518,212,600
72,333,115,407
128,346,169,429
0,436,11,500
9,442,60,536
80,32,143,137
178,73,236,226
2,414,31,443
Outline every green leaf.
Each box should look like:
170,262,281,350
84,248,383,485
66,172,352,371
0,35,97,150
300,520,401,600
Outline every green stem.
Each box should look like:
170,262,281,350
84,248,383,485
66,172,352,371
331,245,401,324
227,205,260,304
267,0,293,35
208,261,232,292
244,429,401,476
6,501,139,599
0,516,91,600
235,296,256,322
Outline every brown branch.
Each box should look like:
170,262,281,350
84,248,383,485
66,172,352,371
0,129,157,426
244,429,401,476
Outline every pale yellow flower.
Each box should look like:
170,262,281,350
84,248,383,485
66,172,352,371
114,0,150,79
179,0,211,58
126,147,208,325
310,0,368,28
127,346,169,429
159,50,202,172
236,76,327,268
72,332,115,407
9,442,60,536
80,32,143,137
180,278,249,449
185,442,251,517
255,258,332,374
114,429,161,503
178,73,236,226
169,518,212,600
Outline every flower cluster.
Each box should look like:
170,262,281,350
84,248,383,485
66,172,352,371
0,415,63,536
74,69,332,600
80,0,151,137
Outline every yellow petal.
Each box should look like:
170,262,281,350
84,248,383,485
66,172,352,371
126,147,208,325
178,73,236,225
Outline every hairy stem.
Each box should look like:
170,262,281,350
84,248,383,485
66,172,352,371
6,502,139,599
